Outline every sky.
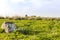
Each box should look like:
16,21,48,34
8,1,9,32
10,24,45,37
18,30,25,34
0,0,60,17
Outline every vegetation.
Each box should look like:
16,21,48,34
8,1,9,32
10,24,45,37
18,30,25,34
0,16,60,40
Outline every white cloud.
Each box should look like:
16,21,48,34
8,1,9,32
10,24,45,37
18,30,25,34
10,0,42,7
30,0,41,7
0,0,15,17
11,0,25,3
0,0,60,17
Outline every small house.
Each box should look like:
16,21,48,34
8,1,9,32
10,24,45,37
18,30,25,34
1,22,16,33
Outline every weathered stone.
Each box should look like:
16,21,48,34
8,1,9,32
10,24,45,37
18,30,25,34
1,21,16,33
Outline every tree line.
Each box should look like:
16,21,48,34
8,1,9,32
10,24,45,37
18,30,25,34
0,15,60,20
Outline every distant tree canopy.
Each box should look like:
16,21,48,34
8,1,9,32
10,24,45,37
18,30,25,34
0,16,4,19
0,14,60,20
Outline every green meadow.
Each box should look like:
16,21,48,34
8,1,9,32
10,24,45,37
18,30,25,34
0,19,60,40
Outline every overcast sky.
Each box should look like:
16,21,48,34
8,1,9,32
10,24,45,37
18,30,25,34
0,0,60,17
